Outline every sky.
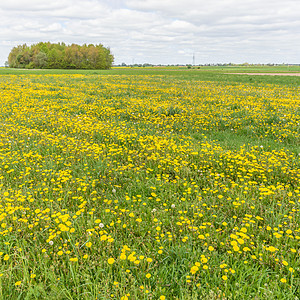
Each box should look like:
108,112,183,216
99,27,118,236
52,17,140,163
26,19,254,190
0,0,299,66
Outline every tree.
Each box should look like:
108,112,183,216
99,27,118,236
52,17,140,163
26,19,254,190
7,42,114,69
36,52,48,68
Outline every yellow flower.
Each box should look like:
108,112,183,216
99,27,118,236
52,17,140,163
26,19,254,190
208,246,214,251
280,278,287,283
70,257,78,262
3,254,9,261
222,275,228,281
160,296,166,300
201,257,208,263
266,246,276,252
15,281,21,286
146,273,151,278
237,239,244,245
120,254,127,260
57,251,63,256
30,274,36,279
86,242,92,248
190,266,199,274
108,258,115,265
233,245,240,252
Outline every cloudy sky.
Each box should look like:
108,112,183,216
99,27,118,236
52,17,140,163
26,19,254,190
0,0,299,65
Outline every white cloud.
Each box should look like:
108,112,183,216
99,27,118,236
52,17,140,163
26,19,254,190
41,23,63,32
0,0,299,65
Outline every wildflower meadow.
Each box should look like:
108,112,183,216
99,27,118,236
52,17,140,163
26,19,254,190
0,68,299,299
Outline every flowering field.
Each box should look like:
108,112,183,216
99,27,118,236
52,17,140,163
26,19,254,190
0,72,299,299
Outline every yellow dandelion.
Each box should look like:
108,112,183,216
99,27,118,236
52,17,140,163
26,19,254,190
70,257,78,262
3,254,9,261
190,266,199,274
108,258,115,265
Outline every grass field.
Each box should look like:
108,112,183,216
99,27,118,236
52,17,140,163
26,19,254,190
0,67,299,299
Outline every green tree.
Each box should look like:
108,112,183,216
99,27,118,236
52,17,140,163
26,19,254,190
7,42,114,69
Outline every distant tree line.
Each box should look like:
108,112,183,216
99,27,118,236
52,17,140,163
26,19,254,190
7,42,114,69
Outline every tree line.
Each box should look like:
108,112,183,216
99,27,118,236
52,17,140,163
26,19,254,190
7,42,114,69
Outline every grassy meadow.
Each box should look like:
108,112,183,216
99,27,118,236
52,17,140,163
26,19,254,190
0,67,299,299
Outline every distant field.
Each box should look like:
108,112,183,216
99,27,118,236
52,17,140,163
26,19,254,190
229,73,300,76
0,68,299,299
1,65,300,86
